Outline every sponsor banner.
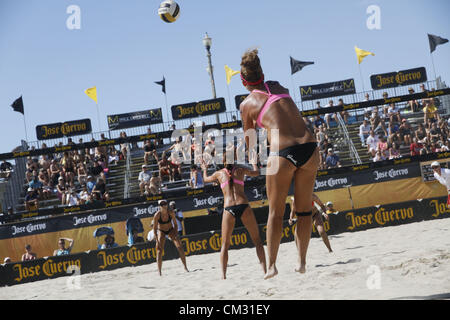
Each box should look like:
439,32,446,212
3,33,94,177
171,98,226,120
0,159,421,230
107,108,163,130
35,119,92,141
300,78,356,101
370,67,427,90
2,196,449,287
314,162,421,191
234,94,249,110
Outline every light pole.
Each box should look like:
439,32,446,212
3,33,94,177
203,32,220,124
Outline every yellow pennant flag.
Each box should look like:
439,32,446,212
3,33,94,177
224,65,240,85
355,46,375,64
84,86,98,104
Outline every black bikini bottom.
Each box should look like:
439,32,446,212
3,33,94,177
270,142,318,168
158,227,174,235
224,204,249,219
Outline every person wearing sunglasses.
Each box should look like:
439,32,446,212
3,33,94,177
153,199,188,276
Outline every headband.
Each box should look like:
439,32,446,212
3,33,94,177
240,73,264,87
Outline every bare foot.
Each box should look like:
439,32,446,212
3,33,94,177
264,265,278,280
185,267,189,272
295,265,306,273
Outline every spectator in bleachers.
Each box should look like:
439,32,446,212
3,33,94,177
359,119,371,146
138,164,151,196
325,148,341,168
370,106,388,137
77,162,88,185
410,137,423,156
387,103,401,125
363,93,374,120
429,122,442,144
388,142,401,159
366,130,379,158
373,150,387,162
29,174,45,200
169,154,182,181
60,152,75,188
407,87,420,112
92,177,110,202
376,136,389,159
25,157,39,183
149,171,162,195
159,152,174,182
67,189,80,207
423,99,440,128
323,100,338,129
316,125,328,146
415,122,428,145
313,115,325,129
189,165,204,189
78,185,89,204
398,119,413,146
119,131,130,160
144,139,158,165
86,175,96,194
108,147,119,165
56,177,69,205
337,99,349,124
90,158,107,182
24,187,39,211
38,169,52,199
0,160,13,180
38,155,50,173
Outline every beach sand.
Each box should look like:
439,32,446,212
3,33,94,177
1,218,449,300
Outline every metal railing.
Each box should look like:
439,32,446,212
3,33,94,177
123,144,132,199
336,113,362,165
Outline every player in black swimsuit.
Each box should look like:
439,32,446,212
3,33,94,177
153,199,188,276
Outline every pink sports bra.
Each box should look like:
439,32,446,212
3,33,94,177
252,82,291,128
220,167,244,189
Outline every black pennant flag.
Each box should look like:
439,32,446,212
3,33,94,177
290,56,314,75
11,96,24,115
155,77,166,94
428,34,449,53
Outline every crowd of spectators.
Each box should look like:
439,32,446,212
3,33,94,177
360,87,447,162
20,133,126,211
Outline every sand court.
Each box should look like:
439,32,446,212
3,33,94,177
1,217,449,300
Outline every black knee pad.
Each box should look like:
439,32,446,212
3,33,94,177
295,211,312,217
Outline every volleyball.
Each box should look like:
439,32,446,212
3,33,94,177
158,0,180,23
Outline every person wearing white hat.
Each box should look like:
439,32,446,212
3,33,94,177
431,161,450,207
138,165,151,196
3,257,11,264
169,201,184,237
24,187,39,211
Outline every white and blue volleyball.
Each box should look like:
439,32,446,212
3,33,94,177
158,0,180,23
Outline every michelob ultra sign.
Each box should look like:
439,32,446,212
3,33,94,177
35,119,92,140
107,108,163,130
300,78,356,101
370,67,427,90
171,97,226,120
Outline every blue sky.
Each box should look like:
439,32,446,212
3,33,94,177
0,0,449,154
